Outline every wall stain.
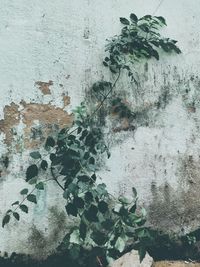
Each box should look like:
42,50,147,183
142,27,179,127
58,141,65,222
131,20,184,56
35,80,53,95
0,103,20,145
28,206,68,259
0,99,73,149
148,156,200,235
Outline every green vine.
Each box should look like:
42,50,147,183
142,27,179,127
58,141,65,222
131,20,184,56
2,12,181,267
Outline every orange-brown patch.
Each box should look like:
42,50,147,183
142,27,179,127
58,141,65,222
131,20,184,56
35,80,53,95
63,95,70,107
0,102,20,145
0,100,73,149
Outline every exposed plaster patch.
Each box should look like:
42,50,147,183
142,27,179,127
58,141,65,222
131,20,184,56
62,94,70,107
35,81,53,95
0,99,73,148
0,103,20,145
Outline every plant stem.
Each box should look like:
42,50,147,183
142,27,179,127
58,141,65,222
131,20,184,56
90,69,121,118
13,177,53,213
96,256,104,267
50,167,65,191
66,69,121,138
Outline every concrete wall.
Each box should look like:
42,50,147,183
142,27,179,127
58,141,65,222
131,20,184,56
0,0,200,263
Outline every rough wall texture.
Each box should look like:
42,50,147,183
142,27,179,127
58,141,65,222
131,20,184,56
152,262,200,267
0,0,200,265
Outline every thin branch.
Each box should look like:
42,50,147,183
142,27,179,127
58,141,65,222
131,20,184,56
12,177,54,213
66,69,122,138
96,256,104,267
13,187,36,212
90,69,121,118
50,167,65,191
152,0,165,15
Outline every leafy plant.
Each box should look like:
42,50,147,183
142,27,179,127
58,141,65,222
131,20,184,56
3,12,181,267
104,13,181,81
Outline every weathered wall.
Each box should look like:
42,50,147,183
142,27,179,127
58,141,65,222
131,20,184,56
0,0,200,264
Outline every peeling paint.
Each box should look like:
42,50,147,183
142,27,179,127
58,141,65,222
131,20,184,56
35,81,53,95
0,99,73,148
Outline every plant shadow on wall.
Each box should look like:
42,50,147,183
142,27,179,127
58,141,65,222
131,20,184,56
2,13,181,267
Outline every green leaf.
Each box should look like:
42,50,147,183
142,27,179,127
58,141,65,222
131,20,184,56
45,136,55,147
98,201,108,214
115,237,126,253
77,175,90,183
12,201,19,206
132,187,137,198
27,194,37,204
69,244,80,260
30,151,41,159
140,15,152,21
41,160,48,171
79,221,87,240
26,165,38,181
139,246,146,262
91,173,96,183
35,182,44,190
96,183,107,197
73,197,85,209
120,17,130,25
84,205,98,222
6,209,12,214
137,229,146,238
28,177,37,185
19,204,28,213
89,157,95,165
141,207,147,217
70,229,80,244
13,212,20,221
151,49,159,60
91,231,107,246
130,13,138,23
20,188,28,195
77,127,82,134
80,129,88,140
118,196,131,205
155,16,166,26
2,214,10,228
129,204,136,213
101,219,113,231
83,152,90,160
84,192,93,203
65,203,78,217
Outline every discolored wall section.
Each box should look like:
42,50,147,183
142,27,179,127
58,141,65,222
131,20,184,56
0,0,200,265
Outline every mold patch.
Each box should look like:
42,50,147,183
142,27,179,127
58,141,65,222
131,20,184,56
148,156,200,235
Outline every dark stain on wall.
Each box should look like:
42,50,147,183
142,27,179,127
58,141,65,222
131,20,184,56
148,156,200,235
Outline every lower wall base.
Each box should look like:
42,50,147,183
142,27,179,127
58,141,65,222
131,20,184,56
152,261,200,267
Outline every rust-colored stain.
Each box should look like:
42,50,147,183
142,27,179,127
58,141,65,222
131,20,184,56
35,80,53,95
0,103,20,145
0,98,73,148
62,94,70,107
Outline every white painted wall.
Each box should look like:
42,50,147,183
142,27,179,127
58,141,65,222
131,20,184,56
0,0,200,263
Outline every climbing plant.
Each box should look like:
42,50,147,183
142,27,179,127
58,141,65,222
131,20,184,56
3,13,181,267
